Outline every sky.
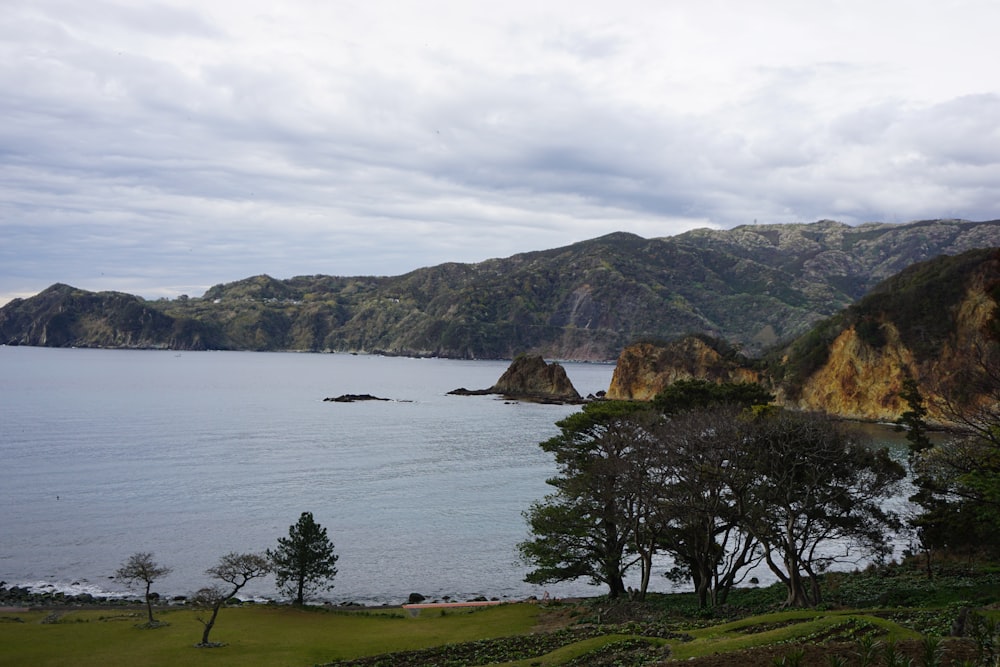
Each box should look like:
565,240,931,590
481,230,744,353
2,0,1000,305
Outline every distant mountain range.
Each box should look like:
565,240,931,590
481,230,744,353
3,218,1000,360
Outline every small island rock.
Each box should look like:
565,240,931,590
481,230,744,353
324,394,391,403
450,354,583,404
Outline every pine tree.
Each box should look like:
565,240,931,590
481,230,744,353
268,512,338,605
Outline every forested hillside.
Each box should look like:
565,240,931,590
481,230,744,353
2,219,999,359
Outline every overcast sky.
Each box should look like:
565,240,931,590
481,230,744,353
2,0,999,305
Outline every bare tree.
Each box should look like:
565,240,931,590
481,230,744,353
115,552,172,625
194,552,270,647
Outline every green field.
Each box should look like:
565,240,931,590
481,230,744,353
0,603,538,667
4,570,1000,667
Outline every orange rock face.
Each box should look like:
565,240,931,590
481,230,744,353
607,338,761,401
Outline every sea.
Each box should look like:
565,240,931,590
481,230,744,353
0,346,912,606
0,346,621,605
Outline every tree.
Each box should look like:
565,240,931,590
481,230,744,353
115,552,172,625
268,511,339,604
895,376,948,574
195,552,270,647
652,379,774,415
652,406,763,608
519,400,655,598
913,339,1000,557
735,411,905,607
521,382,775,602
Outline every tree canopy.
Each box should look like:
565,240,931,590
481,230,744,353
520,381,905,607
268,511,339,605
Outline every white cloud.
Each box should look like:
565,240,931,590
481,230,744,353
2,0,1000,305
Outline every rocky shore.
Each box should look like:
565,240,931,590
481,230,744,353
0,583,158,610
0,583,519,611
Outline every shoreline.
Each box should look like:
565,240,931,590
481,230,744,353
0,583,550,613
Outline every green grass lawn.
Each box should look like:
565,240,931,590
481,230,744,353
0,603,539,667
5,568,1000,667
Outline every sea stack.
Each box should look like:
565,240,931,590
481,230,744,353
490,354,582,403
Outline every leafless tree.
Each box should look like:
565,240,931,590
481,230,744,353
115,552,172,625
194,552,270,647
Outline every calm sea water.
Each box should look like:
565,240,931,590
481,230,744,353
0,346,912,606
0,346,618,605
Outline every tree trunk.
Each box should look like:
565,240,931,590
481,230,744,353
783,568,811,607
696,578,710,608
604,549,627,598
609,574,626,598
200,603,222,645
637,551,651,601
296,576,305,605
144,581,155,624
601,514,627,598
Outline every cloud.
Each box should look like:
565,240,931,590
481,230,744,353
2,0,1000,305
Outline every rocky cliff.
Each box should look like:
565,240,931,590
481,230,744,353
448,354,583,403
607,248,1000,423
607,337,763,400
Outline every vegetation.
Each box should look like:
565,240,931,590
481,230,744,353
900,339,1000,563
776,247,1000,397
114,552,172,626
521,384,904,608
193,552,271,646
519,400,658,598
5,568,1000,666
268,512,339,605
6,226,1000,662
4,220,998,359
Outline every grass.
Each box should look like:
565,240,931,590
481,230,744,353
667,610,922,661
0,603,539,667
5,565,1000,666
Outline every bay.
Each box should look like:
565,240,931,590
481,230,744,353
0,346,616,605
0,346,914,606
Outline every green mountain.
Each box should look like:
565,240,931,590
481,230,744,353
3,219,1000,359
0,283,222,350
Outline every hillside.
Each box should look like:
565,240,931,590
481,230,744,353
2,219,999,359
608,247,1000,422
781,246,1000,421
0,283,221,350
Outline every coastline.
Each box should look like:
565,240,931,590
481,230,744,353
0,582,546,612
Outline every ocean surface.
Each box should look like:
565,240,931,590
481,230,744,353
0,346,620,605
0,346,911,606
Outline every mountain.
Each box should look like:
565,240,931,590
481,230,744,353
3,219,1000,359
0,283,221,350
608,247,1000,423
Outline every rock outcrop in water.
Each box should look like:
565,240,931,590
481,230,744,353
449,354,583,404
323,394,391,403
